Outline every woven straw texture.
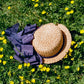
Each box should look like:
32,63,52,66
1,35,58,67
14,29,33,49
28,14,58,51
32,23,63,57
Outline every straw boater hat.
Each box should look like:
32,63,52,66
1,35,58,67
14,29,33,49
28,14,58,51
32,23,72,64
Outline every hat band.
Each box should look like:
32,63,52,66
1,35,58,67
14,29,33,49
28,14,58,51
40,34,64,58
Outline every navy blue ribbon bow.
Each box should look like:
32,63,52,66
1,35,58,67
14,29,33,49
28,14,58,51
5,23,43,66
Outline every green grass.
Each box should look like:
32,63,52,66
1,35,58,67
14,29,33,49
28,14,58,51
0,0,84,84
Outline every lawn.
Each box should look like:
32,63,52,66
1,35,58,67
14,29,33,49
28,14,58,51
0,0,84,84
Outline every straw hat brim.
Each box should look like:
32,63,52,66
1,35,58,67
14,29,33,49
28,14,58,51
42,24,72,64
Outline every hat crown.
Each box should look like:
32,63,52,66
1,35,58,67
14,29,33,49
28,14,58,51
32,23,63,57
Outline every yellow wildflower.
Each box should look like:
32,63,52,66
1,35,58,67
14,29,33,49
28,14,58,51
69,48,73,53
8,71,11,76
69,52,71,56
46,79,50,83
0,36,5,40
39,19,42,23
24,63,27,67
0,60,2,63
42,66,46,71
42,10,46,14
39,64,43,68
40,68,44,72
10,56,13,59
66,11,70,15
0,54,3,58
70,10,74,14
34,3,39,7
32,0,35,1
1,31,5,35
3,61,7,65
70,0,74,4
77,67,80,71
0,47,3,51
19,76,24,81
71,58,74,61
21,82,23,84
18,64,22,69
8,6,11,10
80,29,84,34
74,44,78,48
46,67,50,72
79,41,84,45
26,63,30,67
65,7,69,10
31,68,35,72
56,75,60,79
31,78,35,83
65,66,70,69
3,39,7,44
64,54,68,59
25,80,31,84
10,81,14,84
49,2,52,6
35,0,39,2
71,41,76,45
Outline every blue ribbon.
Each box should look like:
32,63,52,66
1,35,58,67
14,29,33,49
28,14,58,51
5,23,43,66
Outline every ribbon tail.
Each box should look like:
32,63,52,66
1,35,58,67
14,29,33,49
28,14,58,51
13,55,24,63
